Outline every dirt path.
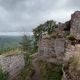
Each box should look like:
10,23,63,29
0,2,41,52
31,58,40,80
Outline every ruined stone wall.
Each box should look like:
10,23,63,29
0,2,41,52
38,37,54,55
54,38,65,54
38,34,65,63
62,44,80,80
70,11,80,39
0,53,25,79
62,11,80,80
38,11,80,80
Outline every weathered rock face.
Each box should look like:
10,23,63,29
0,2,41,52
38,34,55,57
62,44,80,80
38,34,65,54
54,38,65,54
38,34,65,65
70,11,80,39
37,11,80,80
0,53,25,79
62,11,80,80
57,23,65,37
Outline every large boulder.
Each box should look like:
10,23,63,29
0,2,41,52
70,11,80,39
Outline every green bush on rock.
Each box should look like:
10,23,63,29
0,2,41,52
67,34,76,41
38,61,63,80
0,69,8,80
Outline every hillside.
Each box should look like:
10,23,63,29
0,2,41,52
0,36,22,52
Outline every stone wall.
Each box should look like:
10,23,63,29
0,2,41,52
38,34,55,55
62,11,80,80
70,11,80,39
0,53,25,79
38,11,80,56
62,44,80,80
38,34,65,64
54,38,65,54
38,34,65,54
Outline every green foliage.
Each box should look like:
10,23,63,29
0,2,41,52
24,52,31,66
33,20,57,42
0,36,21,49
64,21,71,31
0,69,8,80
18,35,37,79
38,61,63,80
20,64,34,80
50,32,59,39
19,53,34,80
69,57,79,71
67,34,76,41
20,35,38,54
20,35,31,52
45,20,57,34
29,36,38,54
33,20,57,53
0,47,18,55
33,24,43,42
0,36,22,54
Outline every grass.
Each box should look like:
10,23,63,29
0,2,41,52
0,69,8,80
38,60,63,80
20,64,34,80
66,34,76,41
18,53,34,80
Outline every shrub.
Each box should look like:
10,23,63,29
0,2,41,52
19,53,34,80
38,60,63,80
0,69,8,80
67,34,76,41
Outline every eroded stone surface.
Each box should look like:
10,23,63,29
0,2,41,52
71,11,80,39
0,53,25,79
37,11,80,80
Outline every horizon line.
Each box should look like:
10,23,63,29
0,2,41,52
0,32,33,36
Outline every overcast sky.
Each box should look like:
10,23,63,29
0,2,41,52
0,0,79,35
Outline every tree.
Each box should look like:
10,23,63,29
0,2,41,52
20,35,31,52
33,24,43,41
33,20,57,42
44,20,57,34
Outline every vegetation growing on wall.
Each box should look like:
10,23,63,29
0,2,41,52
33,20,57,41
0,69,8,80
32,20,57,53
20,35,37,54
18,35,35,80
38,60,63,80
67,34,76,41
19,54,34,80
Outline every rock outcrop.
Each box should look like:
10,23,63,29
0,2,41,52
0,53,25,80
37,11,80,80
63,44,80,80
63,11,80,80
71,11,80,39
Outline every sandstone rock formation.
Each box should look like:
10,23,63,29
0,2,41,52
63,11,80,80
0,53,25,80
71,11,80,39
37,11,80,80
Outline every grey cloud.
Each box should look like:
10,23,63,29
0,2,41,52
65,0,80,10
0,0,79,32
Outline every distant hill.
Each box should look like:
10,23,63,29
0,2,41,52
0,36,22,51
